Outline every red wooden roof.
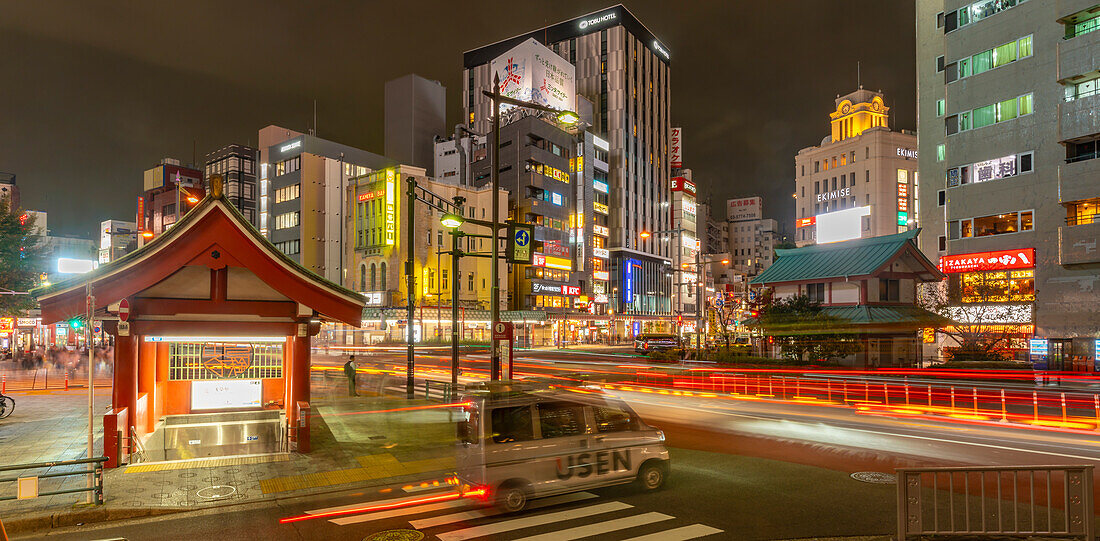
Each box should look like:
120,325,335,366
35,193,364,327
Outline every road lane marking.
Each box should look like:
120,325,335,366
511,512,673,541
619,394,1100,462
328,499,470,525
435,501,632,541
622,524,726,540
408,492,598,529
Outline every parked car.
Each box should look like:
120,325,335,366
634,333,679,353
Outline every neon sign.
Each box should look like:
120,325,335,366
939,248,1035,273
384,170,396,245
280,140,301,153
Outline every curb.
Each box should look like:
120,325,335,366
3,466,456,538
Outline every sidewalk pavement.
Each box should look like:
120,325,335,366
0,375,458,537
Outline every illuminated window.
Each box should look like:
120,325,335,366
936,99,945,117
937,144,946,162
1066,198,1100,226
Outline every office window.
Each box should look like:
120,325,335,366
937,144,946,162
814,161,820,173
1019,93,1033,115
936,55,945,72
274,211,299,230
938,190,946,206
972,104,995,128
936,99,945,117
275,184,300,203
865,170,870,183
1069,16,1100,38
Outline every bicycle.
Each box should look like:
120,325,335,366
0,392,13,419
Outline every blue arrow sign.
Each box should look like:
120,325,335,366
515,229,530,247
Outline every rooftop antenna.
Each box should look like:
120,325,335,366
857,61,862,89
312,99,318,136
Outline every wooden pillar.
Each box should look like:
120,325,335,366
138,336,156,434
289,328,311,451
113,332,139,437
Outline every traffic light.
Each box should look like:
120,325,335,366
68,317,83,330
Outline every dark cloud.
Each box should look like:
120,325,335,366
1,1,913,238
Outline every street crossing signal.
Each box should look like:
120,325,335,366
68,317,83,330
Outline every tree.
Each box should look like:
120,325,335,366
751,291,861,363
918,275,1013,362
0,202,44,316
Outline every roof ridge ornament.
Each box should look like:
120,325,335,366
210,174,224,199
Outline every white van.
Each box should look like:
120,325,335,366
455,382,669,512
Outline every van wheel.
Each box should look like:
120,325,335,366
637,460,667,491
496,483,529,513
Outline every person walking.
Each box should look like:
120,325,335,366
343,355,358,397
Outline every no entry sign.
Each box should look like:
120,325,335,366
118,298,130,322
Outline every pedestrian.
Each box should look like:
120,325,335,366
343,355,358,397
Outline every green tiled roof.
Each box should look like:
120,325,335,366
820,305,950,327
751,230,920,285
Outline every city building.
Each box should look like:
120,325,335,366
204,144,259,228
139,158,204,241
916,0,1100,363
669,172,699,329
463,4,674,320
343,165,509,344
385,74,447,176
98,219,137,263
697,199,729,256
257,125,393,284
0,172,19,210
794,89,919,247
433,133,486,186
750,230,946,368
727,196,778,276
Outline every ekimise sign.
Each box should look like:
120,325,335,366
938,248,1035,273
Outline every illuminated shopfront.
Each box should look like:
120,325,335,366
939,247,1036,353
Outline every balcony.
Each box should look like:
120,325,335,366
1059,219,1100,265
1059,26,1100,83
1060,156,1100,202
1060,93,1100,142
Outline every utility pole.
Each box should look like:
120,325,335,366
405,177,416,399
85,284,95,504
489,73,502,381
450,196,464,395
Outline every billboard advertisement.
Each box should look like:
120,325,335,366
671,128,683,168
727,197,762,222
938,248,1035,274
815,205,871,244
491,38,575,114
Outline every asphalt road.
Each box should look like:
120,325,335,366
35,447,897,541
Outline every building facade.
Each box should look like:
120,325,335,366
257,125,393,284
916,0,1100,362
463,4,674,318
0,172,19,210
727,196,778,277
794,89,919,247
99,219,136,263
344,165,508,343
139,158,204,241
204,144,259,228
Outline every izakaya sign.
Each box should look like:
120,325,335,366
939,248,1035,273
491,39,575,115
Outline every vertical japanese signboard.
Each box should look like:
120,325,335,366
384,169,396,245
670,127,683,169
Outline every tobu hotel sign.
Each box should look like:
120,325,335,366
727,196,761,222
939,248,1035,273
491,38,575,114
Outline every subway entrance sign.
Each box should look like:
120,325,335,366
507,223,534,264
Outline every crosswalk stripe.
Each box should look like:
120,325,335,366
510,512,673,541
328,499,470,525
435,501,632,541
621,524,726,541
408,492,598,530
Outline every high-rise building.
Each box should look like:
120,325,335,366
204,144,259,228
385,74,447,175
793,89,919,247
139,158,204,240
257,125,393,284
434,134,487,186
916,0,1100,361
463,4,674,317
669,171,699,323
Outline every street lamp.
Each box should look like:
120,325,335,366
440,200,466,393
483,73,580,380
440,213,464,229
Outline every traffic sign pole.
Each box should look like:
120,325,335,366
85,285,95,504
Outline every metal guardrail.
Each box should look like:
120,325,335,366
0,457,107,504
129,426,147,464
897,465,1094,539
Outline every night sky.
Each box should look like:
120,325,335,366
1,1,915,239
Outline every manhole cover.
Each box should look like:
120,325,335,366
196,485,237,499
363,530,424,541
179,472,197,478
851,471,896,484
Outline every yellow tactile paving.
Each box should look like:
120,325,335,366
258,453,455,494
124,453,289,473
